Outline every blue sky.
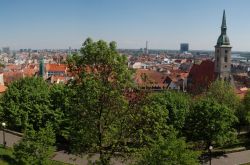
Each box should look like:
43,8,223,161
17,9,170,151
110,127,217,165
0,0,250,51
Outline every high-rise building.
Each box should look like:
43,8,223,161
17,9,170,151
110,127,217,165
2,47,10,55
68,46,72,56
144,41,149,54
214,10,232,81
180,43,189,53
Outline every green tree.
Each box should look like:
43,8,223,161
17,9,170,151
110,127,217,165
67,38,194,164
130,91,190,138
242,90,250,125
1,77,54,132
185,98,237,147
13,123,55,165
49,84,73,140
135,134,200,165
206,80,245,132
127,91,171,148
68,38,133,164
160,91,191,131
206,80,240,111
127,91,198,164
66,52,82,77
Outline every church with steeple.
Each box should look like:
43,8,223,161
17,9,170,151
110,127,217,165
187,10,233,93
214,10,232,81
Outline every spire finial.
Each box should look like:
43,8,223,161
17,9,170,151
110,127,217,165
222,10,227,28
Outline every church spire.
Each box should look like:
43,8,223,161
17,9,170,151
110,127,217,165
221,10,227,34
217,10,230,46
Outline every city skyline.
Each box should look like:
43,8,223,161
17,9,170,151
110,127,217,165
1,0,250,51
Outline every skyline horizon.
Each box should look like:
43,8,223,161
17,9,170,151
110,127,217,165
4,47,250,53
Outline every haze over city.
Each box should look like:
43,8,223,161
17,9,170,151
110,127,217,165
1,0,250,50
1,1,250,165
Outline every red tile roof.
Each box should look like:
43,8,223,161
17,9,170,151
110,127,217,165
134,69,167,88
188,60,216,93
0,85,7,93
3,71,24,85
45,64,67,72
27,64,38,69
6,64,21,71
164,72,189,88
22,68,37,77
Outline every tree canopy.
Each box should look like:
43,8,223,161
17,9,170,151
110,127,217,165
185,98,237,147
242,90,250,125
13,123,55,165
205,80,240,111
1,77,52,131
49,84,73,140
67,38,133,164
135,134,200,165
159,91,191,131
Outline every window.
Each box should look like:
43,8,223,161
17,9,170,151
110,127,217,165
225,50,228,54
225,65,227,68
217,49,220,53
217,56,219,62
224,55,228,62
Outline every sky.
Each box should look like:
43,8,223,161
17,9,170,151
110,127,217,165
0,0,250,51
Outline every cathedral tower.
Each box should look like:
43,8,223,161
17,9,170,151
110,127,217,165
214,10,232,81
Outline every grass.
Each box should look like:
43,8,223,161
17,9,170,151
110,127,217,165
0,145,71,165
0,146,15,165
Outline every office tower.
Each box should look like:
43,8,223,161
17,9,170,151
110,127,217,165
180,43,189,53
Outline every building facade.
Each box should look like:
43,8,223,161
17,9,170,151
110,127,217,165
2,47,10,55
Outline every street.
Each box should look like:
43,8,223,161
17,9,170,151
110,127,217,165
1,129,250,165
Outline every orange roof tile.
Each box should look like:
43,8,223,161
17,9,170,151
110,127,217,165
45,64,67,72
22,68,36,77
0,85,7,93
6,64,21,71
27,64,38,69
134,69,166,87
3,71,24,85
